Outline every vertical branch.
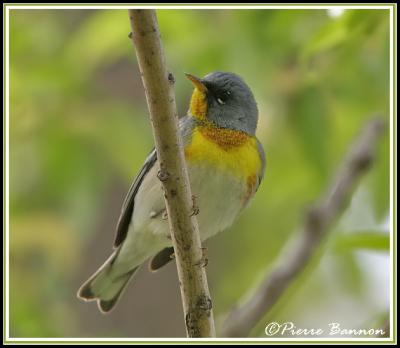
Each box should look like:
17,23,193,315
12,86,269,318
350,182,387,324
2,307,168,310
128,9,215,337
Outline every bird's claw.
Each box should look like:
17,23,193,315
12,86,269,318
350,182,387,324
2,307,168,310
195,247,208,267
190,195,200,216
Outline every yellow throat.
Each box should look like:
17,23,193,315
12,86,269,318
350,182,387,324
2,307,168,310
189,87,208,122
186,88,262,181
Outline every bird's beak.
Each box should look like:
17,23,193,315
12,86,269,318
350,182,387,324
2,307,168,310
185,73,208,93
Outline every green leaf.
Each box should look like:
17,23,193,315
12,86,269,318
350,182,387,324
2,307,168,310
301,14,348,63
333,231,390,252
301,9,388,64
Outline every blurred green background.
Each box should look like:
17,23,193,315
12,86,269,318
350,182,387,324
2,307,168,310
9,8,391,338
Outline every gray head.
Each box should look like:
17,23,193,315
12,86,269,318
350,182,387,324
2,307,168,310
186,72,258,135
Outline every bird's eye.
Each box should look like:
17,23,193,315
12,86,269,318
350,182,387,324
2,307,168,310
217,97,225,105
216,91,231,105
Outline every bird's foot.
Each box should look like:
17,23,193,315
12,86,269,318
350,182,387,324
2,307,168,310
195,247,208,267
190,195,200,216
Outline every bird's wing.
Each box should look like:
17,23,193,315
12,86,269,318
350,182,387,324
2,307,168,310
113,148,157,247
113,116,196,248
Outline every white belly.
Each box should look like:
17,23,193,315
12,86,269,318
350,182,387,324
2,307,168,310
189,163,246,240
115,162,247,270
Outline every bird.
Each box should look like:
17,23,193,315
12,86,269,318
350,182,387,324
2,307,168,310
77,71,266,313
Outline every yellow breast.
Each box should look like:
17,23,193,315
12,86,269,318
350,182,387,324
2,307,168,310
185,125,262,180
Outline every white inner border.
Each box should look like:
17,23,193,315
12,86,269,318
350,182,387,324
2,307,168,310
4,4,395,343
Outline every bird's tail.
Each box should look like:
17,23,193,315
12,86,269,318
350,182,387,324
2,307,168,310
77,251,139,313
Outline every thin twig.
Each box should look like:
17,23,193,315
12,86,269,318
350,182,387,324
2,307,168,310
221,117,386,337
128,9,215,337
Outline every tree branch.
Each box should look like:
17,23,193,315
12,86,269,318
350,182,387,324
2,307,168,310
221,117,386,337
128,10,215,338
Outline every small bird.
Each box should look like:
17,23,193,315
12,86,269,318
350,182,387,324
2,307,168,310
78,72,266,313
